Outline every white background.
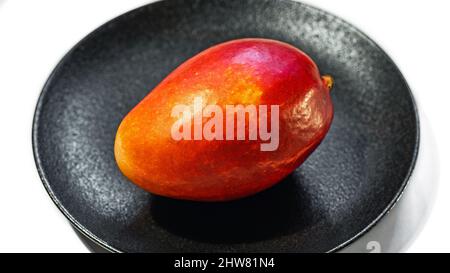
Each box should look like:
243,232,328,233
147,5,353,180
0,0,449,252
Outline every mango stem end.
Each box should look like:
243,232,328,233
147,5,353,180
322,75,334,91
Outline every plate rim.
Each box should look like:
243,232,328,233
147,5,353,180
31,0,420,253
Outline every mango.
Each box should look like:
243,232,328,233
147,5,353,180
115,38,333,201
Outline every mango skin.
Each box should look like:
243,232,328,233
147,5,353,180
115,38,333,201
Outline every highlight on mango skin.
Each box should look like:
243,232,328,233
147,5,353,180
170,96,281,152
114,38,334,202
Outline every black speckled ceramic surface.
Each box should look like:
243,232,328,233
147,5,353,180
32,0,419,252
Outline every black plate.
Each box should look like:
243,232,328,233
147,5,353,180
32,0,419,252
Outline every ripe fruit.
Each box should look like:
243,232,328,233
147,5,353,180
114,38,333,201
